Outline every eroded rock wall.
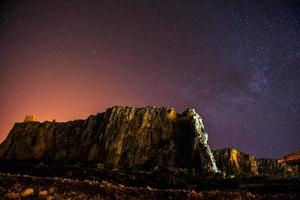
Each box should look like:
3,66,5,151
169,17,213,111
213,148,299,177
0,106,219,174
213,148,258,176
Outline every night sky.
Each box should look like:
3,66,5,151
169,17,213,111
0,0,299,158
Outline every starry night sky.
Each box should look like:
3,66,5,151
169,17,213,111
0,0,299,158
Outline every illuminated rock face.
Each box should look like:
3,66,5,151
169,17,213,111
184,108,220,174
213,148,258,176
213,148,299,177
0,106,219,174
23,115,38,122
278,150,300,165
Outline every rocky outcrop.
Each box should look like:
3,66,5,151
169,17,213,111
278,150,300,166
0,106,219,174
213,148,258,176
257,150,300,176
186,109,219,173
213,148,299,177
256,159,294,176
23,115,37,122
278,151,300,175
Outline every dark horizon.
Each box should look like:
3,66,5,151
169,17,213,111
0,0,299,158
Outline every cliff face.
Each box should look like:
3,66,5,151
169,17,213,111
213,148,299,177
278,150,300,166
0,106,219,174
213,148,258,176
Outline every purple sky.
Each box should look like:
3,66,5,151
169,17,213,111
0,0,299,158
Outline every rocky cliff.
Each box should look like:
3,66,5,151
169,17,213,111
278,150,300,166
0,106,219,174
213,148,299,177
213,148,258,176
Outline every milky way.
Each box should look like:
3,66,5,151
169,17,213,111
0,0,299,158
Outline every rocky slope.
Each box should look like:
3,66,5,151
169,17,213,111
213,148,299,177
0,106,219,174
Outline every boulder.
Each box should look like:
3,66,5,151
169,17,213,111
20,188,34,197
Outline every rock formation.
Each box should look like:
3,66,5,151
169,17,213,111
213,148,299,177
278,150,300,166
185,109,219,173
279,151,300,176
23,115,38,122
0,106,219,174
213,148,258,176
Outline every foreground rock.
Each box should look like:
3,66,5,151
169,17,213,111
0,172,298,200
0,106,219,174
20,188,34,197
